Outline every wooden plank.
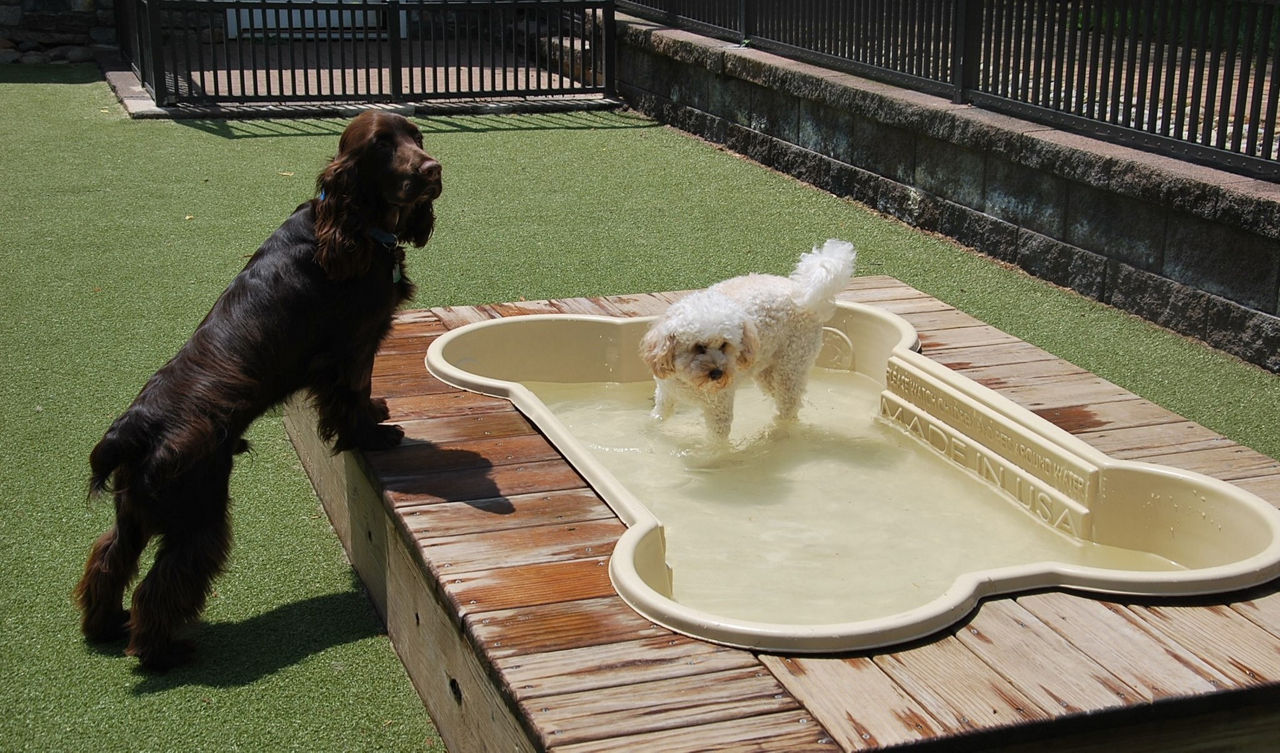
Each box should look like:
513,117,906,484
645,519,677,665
1034,398,1173,434
468,596,669,659
916,324,1023,351
1072,421,1232,459
1131,603,1280,685
955,600,1140,713
898,307,991,333
398,489,617,539
385,389,513,420
989,374,1139,412
1235,591,1280,640
1134,445,1280,482
393,410,538,446
589,292,674,317
1015,593,1231,699
495,636,759,699
368,434,562,482
419,518,625,574
431,304,500,329
930,340,1064,370
381,457,588,506
443,556,616,616
871,636,1050,732
1234,473,1280,506
551,710,840,753
761,655,946,751
948,358,1090,390
526,666,804,749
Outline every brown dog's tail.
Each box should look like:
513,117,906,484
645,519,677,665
88,411,153,496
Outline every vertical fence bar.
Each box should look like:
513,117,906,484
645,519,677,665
388,0,403,99
604,0,617,97
1230,1,1258,154
951,0,976,103
1263,5,1280,159
145,0,168,105
1244,3,1272,157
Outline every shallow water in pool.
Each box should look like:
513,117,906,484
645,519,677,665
526,370,1181,625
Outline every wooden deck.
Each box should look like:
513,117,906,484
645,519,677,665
283,276,1280,752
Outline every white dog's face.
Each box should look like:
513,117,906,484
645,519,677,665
640,314,758,393
672,336,738,392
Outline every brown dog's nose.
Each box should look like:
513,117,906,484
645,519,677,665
708,368,724,381
419,159,442,181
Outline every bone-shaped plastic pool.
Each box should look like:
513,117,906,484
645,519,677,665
425,302,1280,652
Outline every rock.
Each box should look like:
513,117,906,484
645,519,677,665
0,49,18,64
19,51,50,64
18,39,42,53
47,44,94,62
0,38,16,50
63,45,94,63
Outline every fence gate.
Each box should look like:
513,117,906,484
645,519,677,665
116,0,615,108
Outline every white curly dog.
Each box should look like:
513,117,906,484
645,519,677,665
639,239,857,442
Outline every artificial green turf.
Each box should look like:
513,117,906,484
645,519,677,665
1,65,1276,752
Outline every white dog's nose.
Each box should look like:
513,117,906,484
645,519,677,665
708,368,724,381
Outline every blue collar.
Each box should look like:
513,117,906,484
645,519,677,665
368,227,398,249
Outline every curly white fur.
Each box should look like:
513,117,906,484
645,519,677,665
639,239,856,442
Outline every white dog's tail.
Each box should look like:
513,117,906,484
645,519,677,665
790,238,857,320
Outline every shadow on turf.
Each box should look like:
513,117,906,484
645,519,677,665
127,586,384,693
177,109,656,139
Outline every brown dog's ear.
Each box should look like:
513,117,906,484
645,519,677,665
313,156,373,280
640,327,677,379
398,200,436,248
736,320,759,370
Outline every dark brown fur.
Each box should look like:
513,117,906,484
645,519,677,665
75,112,441,671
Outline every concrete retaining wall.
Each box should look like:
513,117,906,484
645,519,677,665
614,14,1280,373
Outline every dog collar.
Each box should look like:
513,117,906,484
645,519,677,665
368,227,398,248
367,228,403,283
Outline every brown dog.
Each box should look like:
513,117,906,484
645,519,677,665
75,111,441,671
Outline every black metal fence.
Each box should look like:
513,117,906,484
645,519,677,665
618,0,1279,179
117,0,615,107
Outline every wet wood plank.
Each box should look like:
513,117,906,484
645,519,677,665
468,596,668,659
443,556,616,616
420,518,625,573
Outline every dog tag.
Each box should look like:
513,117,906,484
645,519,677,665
392,263,402,284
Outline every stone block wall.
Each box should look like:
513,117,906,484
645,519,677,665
0,0,113,63
615,15,1280,373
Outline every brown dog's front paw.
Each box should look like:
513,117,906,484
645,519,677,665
367,397,391,423
356,422,404,450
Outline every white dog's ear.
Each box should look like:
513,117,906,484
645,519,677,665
640,327,677,378
737,320,759,370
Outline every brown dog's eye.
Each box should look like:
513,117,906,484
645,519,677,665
718,343,729,352
693,344,707,355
